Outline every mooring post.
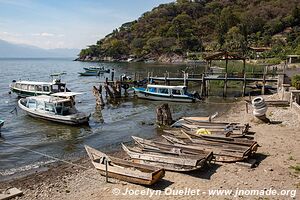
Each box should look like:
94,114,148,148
134,72,137,82
262,73,266,95
111,69,115,81
164,73,167,85
223,73,228,97
105,78,108,98
205,80,209,96
147,72,150,83
242,73,247,97
117,81,122,98
156,104,173,126
200,73,205,97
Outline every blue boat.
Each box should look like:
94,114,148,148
133,84,200,103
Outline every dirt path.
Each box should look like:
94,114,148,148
1,95,299,200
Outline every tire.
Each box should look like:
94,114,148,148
254,102,266,109
252,97,265,107
253,106,268,117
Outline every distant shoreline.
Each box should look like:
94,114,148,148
0,57,76,60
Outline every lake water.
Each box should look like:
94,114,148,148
0,58,233,178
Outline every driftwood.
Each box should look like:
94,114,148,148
156,104,173,126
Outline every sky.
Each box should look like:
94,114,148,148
0,0,173,49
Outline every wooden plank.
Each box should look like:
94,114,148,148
235,159,257,168
0,188,23,200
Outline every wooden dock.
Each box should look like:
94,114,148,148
149,72,280,97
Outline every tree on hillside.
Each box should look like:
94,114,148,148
224,26,247,54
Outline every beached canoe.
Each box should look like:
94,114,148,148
85,145,165,185
122,138,213,172
162,133,259,163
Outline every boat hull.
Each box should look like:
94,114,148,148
122,144,211,172
18,99,89,125
85,145,165,185
134,89,195,103
78,72,99,76
10,87,50,98
83,68,110,73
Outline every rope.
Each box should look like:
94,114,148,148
1,140,89,170
9,107,17,114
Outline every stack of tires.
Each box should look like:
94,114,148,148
252,97,268,117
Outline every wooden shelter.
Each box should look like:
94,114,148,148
203,51,246,74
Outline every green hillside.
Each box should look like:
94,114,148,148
77,0,300,62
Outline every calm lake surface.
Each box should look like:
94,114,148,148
0,58,234,177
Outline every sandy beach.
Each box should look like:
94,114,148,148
0,93,299,200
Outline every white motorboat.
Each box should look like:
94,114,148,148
18,92,90,125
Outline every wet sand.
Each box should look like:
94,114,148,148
0,93,300,200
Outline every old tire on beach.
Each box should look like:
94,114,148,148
253,105,268,117
252,97,265,108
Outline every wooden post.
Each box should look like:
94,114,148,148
111,69,115,81
92,85,104,108
206,80,209,97
117,81,122,97
156,104,173,126
242,59,246,75
105,158,108,183
225,58,228,73
242,73,246,97
262,73,266,95
164,73,167,85
200,73,206,97
134,72,137,82
223,73,228,97
147,72,150,83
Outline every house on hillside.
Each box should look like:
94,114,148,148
249,47,272,59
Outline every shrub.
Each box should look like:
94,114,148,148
292,74,300,89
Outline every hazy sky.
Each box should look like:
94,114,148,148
0,0,173,49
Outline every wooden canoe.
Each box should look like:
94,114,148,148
122,144,213,172
171,112,218,127
164,127,232,138
179,119,250,134
162,133,259,163
85,145,165,185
